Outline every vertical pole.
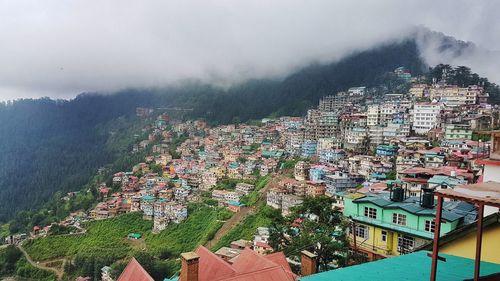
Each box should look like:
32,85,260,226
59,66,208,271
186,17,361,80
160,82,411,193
474,204,484,281
352,219,357,251
430,195,443,281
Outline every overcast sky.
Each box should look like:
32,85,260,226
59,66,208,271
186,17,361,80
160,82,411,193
0,0,499,101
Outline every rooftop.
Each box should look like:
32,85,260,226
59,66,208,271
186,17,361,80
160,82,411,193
301,251,500,281
436,181,500,207
352,193,475,222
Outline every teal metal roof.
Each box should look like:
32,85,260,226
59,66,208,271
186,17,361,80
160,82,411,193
353,194,473,222
301,251,500,281
142,195,156,201
428,175,465,187
228,200,244,207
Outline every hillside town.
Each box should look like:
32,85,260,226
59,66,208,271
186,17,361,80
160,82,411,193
4,68,500,281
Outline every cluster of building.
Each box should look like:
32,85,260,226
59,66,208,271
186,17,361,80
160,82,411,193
262,76,499,263
283,79,496,156
94,70,500,281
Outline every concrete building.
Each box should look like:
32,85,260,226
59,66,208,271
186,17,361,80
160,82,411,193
324,171,364,195
343,191,476,260
413,103,442,134
444,124,472,140
367,105,381,126
281,194,303,216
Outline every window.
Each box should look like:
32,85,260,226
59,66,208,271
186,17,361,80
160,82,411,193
364,207,377,219
351,225,369,239
397,235,415,254
381,231,387,242
392,213,407,226
425,220,435,233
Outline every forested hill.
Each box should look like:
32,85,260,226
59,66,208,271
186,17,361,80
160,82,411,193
0,37,497,223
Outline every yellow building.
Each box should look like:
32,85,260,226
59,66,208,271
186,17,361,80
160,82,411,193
439,213,500,264
351,222,429,260
344,191,475,261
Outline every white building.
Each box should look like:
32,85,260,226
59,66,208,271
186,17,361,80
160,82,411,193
367,105,380,126
344,127,368,149
412,103,442,134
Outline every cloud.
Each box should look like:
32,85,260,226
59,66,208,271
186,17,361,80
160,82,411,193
0,0,499,100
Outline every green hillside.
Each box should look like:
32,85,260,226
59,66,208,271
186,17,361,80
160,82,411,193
23,204,225,280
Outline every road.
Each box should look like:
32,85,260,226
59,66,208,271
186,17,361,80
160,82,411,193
17,243,64,280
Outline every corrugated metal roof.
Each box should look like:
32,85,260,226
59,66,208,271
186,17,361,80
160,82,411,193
300,251,500,281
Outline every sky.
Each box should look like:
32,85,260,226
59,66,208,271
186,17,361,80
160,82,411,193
0,0,499,101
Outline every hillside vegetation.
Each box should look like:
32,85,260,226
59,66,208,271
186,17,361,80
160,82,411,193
2,36,499,228
23,204,225,280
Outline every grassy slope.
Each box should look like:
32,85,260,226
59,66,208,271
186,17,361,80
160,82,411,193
0,246,56,281
211,205,274,251
145,204,223,256
23,212,152,261
24,205,223,262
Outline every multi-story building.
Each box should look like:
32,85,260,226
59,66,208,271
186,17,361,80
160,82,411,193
408,84,428,98
302,140,318,158
412,103,442,134
348,87,366,97
317,137,336,152
369,126,384,147
140,195,156,220
344,127,368,150
444,124,472,140
367,105,380,126
235,183,255,195
305,183,326,197
294,161,310,181
281,194,303,216
285,129,305,156
266,188,286,209
319,94,347,112
324,171,364,195
429,85,480,106
319,149,346,165
343,190,476,260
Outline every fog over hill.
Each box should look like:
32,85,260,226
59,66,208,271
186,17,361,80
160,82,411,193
0,1,499,100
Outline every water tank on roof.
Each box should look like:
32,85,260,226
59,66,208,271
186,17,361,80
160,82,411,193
391,187,405,202
420,188,435,208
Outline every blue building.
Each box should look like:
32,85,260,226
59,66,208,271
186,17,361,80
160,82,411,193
309,166,326,182
302,140,318,158
319,149,346,164
376,145,398,157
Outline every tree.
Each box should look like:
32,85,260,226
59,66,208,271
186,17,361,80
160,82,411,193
268,196,355,273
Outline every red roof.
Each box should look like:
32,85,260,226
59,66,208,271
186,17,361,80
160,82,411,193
255,241,272,248
196,245,236,281
194,246,296,281
400,166,473,179
117,258,154,281
476,158,500,166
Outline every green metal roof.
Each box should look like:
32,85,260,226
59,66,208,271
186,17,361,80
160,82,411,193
142,195,156,201
301,251,500,281
353,194,473,222
428,175,465,187
128,233,142,239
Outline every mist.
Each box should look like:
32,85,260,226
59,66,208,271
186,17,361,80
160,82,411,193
0,0,499,100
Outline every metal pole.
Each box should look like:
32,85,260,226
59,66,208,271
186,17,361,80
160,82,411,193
474,204,484,281
352,219,357,251
430,195,443,281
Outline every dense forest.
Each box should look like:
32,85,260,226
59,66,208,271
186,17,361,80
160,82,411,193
0,37,499,226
